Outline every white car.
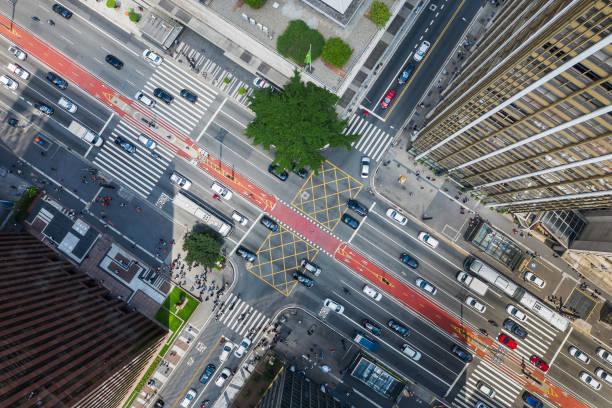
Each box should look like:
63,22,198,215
594,368,612,385
324,298,344,314
524,271,546,288
180,389,197,407
170,172,192,190
234,337,251,358
506,304,527,321
569,346,590,364
413,40,431,62
215,367,232,387
415,277,437,295
476,381,496,398
386,208,408,225
58,96,77,113
7,63,29,79
231,210,248,226
401,344,422,361
360,156,371,178
135,90,155,107
597,347,612,365
362,284,382,301
143,49,163,65
8,46,26,61
253,77,270,88
211,182,232,200
465,296,486,313
219,341,234,362
579,371,602,390
138,134,157,149
0,75,18,90
418,231,439,248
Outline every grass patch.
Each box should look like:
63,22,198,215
13,186,39,222
122,356,161,408
154,307,182,332
162,286,184,313
176,295,198,321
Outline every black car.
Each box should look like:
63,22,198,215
268,164,288,181
180,89,198,103
200,364,216,384
347,199,368,216
236,246,256,262
400,253,419,268
398,63,415,84
8,118,18,127
153,399,165,408
114,136,135,154
503,318,528,339
293,271,314,287
153,87,173,104
46,72,67,89
292,165,308,179
261,216,279,232
52,4,73,19
388,319,410,337
34,102,54,115
341,214,359,229
452,345,473,362
105,54,123,70
362,319,382,336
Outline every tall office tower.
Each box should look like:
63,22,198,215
412,0,612,213
0,232,166,408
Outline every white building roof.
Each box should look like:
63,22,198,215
322,0,352,14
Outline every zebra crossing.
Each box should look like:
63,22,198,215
502,307,560,363
343,114,394,161
452,360,523,408
92,120,174,199
217,293,270,337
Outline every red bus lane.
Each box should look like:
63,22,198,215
1,18,587,408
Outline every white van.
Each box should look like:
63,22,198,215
135,90,155,107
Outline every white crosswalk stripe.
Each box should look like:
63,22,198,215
501,308,561,362
344,114,393,161
452,360,523,408
218,294,270,337
92,121,173,199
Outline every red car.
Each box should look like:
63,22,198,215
380,89,396,108
498,334,517,349
530,355,549,372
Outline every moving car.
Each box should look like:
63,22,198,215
476,381,496,398
597,347,612,365
347,199,368,216
180,389,197,408
46,72,68,89
200,364,216,384
9,45,26,60
465,296,486,313
300,259,321,276
451,345,473,362
522,391,543,408
400,253,418,268
114,136,136,154
341,214,359,229
170,172,192,190
143,49,163,65
498,334,517,349
579,371,601,390
105,54,124,70
362,319,382,336
594,368,612,385
261,216,279,232
506,304,527,321
234,337,252,358
293,271,314,287
414,40,431,62
231,211,248,226
360,156,371,178
386,208,408,225
135,90,155,107
7,63,29,79
362,285,382,301
219,341,234,362
417,231,439,248
236,246,256,262
34,102,54,116
524,271,546,288
211,182,232,199
154,399,165,408
530,355,549,372
215,368,232,387
0,75,18,90
58,96,77,113
52,3,73,19
401,344,422,361
569,346,590,364
268,164,288,181
398,63,415,84
380,89,396,108
253,77,270,89
138,134,157,149
415,277,437,295
180,89,198,103
388,319,409,337
474,402,490,408
153,87,173,104
503,318,528,339
324,298,344,314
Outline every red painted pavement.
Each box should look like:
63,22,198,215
2,18,587,408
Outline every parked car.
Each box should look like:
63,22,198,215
300,259,321,276
498,334,517,349
7,63,29,79
524,271,546,288
579,371,601,390
415,277,437,295
114,136,135,154
180,89,198,103
234,337,252,358
199,364,216,384
465,296,486,313
268,164,288,181
386,208,407,225
231,211,248,226
143,49,163,65
530,355,549,372
293,271,314,287
170,172,192,190
34,102,54,116
506,304,527,321
400,253,418,268
153,87,173,104
219,341,234,362
347,199,368,216
594,367,612,385
58,96,77,113
569,346,591,364
522,392,543,408
52,3,73,19
292,165,308,178
211,182,232,199
452,345,473,362
0,75,18,90
105,54,124,70
504,318,528,339
46,72,67,89
215,368,232,387
180,389,197,408
414,40,431,62
360,156,371,178
362,319,382,336
253,77,270,89
398,63,415,84
380,89,396,108
138,134,157,149
236,246,256,262
363,285,382,301
341,214,359,229
388,319,410,337
418,231,439,248
8,45,26,61
597,347,612,365
261,216,279,232
324,298,344,313
135,90,156,107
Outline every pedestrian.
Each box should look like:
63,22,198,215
136,206,141,213
51,167,57,171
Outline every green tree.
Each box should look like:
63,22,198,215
322,38,352,68
243,0,266,8
106,0,116,8
246,71,360,172
369,1,391,28
183,227,224,269
277,20,324,64
129,11,140,22
12,186,39,222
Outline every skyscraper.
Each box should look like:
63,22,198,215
0,232,166,408
412,0,612,213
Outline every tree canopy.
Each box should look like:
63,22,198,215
246,71,359,172
182,227,224,269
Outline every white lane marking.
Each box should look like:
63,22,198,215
198,97,227,141
445,362,468,397
548,326,573,367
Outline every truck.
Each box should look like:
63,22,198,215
173,192,232,237
68,120,103,147
354,332,379,352
456,271,488,296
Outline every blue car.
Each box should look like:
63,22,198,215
398,63,415,84
400,253,419,268
35,102,54,116
153,87,173,104
268,164,288,181
388,319,410,337
341,214,359,229
503,318,528,339
522,391,543,408
261,216,279,232
114,136,136,154
347,199,368,216
46,72,67,89
180,89,198,103
293,271,314,287
452,345,473,362
362,319,382,336
52,4,73,19
200,363,216,383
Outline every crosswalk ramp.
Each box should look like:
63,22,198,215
142,61,218,136
452,360,523,408
343,114,394,161
502,307,560,362
93,120,174,199
218,294,270,337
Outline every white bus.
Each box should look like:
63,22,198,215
173,192,232,237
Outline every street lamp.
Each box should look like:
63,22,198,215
7,0,16,30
